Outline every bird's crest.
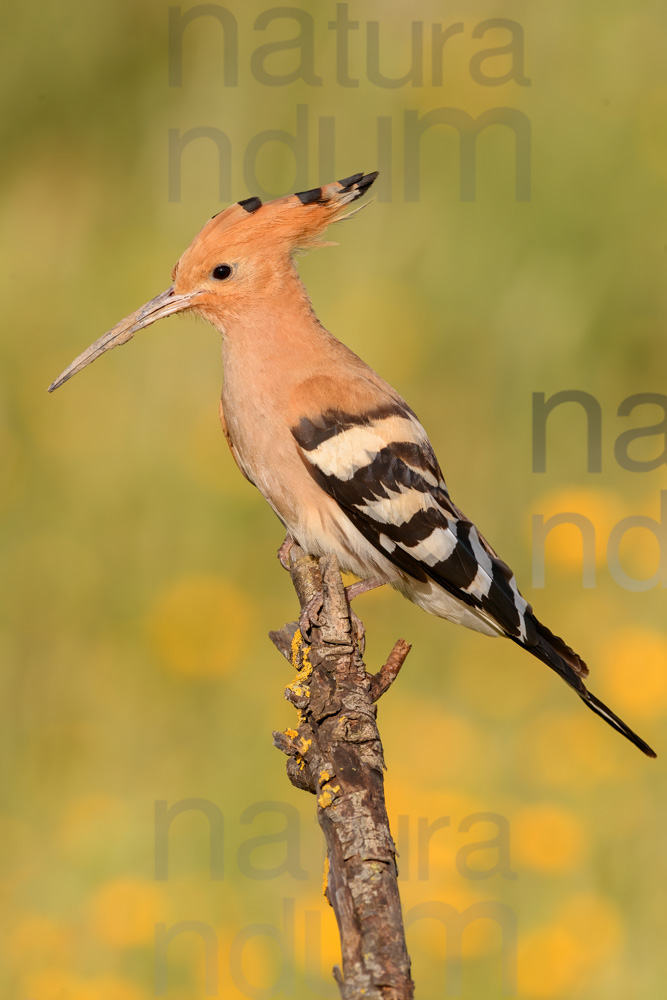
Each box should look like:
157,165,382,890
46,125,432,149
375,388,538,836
179,171,379,266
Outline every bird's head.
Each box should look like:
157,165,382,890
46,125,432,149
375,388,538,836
48,172,378,392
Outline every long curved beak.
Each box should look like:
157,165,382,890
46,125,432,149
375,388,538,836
48,287,200,392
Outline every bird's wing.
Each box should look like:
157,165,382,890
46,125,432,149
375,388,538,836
290,388,667,758
291,394,543,651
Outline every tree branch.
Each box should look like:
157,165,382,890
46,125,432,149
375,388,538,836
270,542,415,999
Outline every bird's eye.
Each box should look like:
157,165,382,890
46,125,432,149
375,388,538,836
212,264,232,281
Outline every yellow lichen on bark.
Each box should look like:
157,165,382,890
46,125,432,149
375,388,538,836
286,628,314,700
318,783,341,809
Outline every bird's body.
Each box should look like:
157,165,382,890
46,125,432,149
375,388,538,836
50,172,656,758
219,305,503,636
218,295,408,587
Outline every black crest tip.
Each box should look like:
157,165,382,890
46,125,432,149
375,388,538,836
239,196,262,213
356,171,379,191
338,172,365,191
295,187,323,205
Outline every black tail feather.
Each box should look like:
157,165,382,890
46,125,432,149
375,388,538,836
510,623,657,758
582,689,657,758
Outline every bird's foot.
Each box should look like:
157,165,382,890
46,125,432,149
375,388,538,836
344,578,384,655
278,534,295,571
345,576,385,602
298,591,324,636
297,576,382,649
350,610,366,655
299,592,366,653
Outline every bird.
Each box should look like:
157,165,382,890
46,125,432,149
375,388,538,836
49,171,656,758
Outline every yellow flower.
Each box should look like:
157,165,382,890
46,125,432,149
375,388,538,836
556,892,623,964
530,487,625,571
601,627,667,719
518,925,585,997
512,804,585,872
517,894,624,997
520,711,626,788
10,914,72,966
387,700,484,786
90,878,165,947
21,969,79,1000
146,575,251,676
407,885,497,960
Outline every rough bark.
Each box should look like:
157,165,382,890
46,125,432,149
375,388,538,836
270,543,414,1000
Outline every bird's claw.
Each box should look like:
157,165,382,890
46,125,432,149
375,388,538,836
298,591,323,636
278,534,295,571
297,590,365,653
297,578,375,648
345,577,385,602
351,610,366,655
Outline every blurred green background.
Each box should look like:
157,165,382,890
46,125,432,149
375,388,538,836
2,0,666,997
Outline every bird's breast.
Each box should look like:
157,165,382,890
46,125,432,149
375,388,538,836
218,389,399,583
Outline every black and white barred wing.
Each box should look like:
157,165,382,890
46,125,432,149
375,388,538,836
292,402,541,649
291,398,660,758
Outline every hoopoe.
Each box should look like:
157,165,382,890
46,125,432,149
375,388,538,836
50,171,656,758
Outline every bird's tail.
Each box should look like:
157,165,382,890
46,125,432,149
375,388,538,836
581,688,656,758
516,615,657,758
